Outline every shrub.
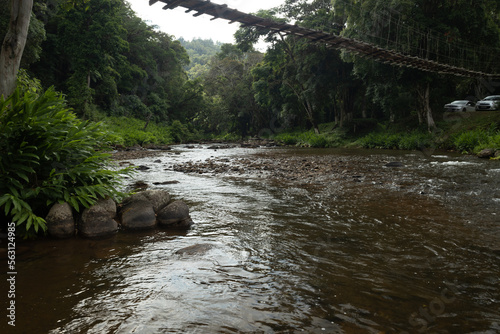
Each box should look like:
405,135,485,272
453,129,490,153
169,120,193,143
103,116,173,147
399,133,433,151
275,133,299,145
359,131,432,150
308,134,328,148
0,87,130,237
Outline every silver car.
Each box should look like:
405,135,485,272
475,95,500,111
444,100,476,112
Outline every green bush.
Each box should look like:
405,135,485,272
0,87,130,237
275,133,299,145
169,120,193,143
103,116,173,147
453,129,490,153
359,131,432,150
399,133,433,151
308,134,328,148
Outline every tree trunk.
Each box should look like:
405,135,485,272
423,82,436,132
416,82,436,132
0,0,33,98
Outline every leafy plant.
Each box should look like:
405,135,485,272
453,129,490,153
0,86,130,237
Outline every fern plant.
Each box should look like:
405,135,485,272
0,86,130,237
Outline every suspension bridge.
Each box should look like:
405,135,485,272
149,0,500,78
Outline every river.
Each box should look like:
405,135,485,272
1,145,499,333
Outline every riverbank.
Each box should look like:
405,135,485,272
106,110,500,159
272,111,500,156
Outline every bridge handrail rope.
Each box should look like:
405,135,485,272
149,0,500,78
339,0,499,75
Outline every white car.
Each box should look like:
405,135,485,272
475,95,500,111
443,100,476,112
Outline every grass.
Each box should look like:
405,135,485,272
274,125,348,148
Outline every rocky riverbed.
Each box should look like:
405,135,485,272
171,152,411,190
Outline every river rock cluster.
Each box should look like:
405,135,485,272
46,189,193,239
172,154,388,186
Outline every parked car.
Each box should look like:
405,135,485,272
443,100,476,112
475,95,500,111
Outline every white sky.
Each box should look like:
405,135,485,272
128,0,285,44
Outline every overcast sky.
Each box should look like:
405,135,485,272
129,0,285,45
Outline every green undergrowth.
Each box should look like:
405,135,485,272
358,131,434,150
275,112,500,155
275,129,347,148
451,126,500,154
0,85,131,238
102,117,207,146
102,117,173,147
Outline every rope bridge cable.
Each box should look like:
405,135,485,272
149,0,500,78
338,0,500,75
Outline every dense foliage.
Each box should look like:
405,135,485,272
0,81,129,237
179,38,222,78
1,0,499,144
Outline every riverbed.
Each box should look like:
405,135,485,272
1,145,499,333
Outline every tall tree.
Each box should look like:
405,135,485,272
334,0,500,131
0,0,33,98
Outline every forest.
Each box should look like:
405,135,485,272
2,0,500,236
1,0,500,144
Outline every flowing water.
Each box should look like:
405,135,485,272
1,145,499,333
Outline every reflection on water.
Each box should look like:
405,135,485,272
1,146,499,333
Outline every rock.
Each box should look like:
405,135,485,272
79,198,118,238
175,243,213,256
46,202,75,238
140,189,171,213
153,180,180,186
137,165,150,171
495,150,500,158
143,144,171,150
384,161,405,167
131,180,148,191
477,148,495,159
127,144,143,151
120,194,156,230
157,200,193,229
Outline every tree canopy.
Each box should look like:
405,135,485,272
2,0,500,138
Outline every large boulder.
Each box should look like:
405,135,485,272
79,198,118,238
477,148,496,159
120,194,156,230
157,200,193,229
140,189,171,213
46,202,75,238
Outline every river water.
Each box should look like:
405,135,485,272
2,145,499,333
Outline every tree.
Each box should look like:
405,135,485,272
237,3,360,133
0,0,33,98
57,0,128,117
202,44,265,136
334,0,500,131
